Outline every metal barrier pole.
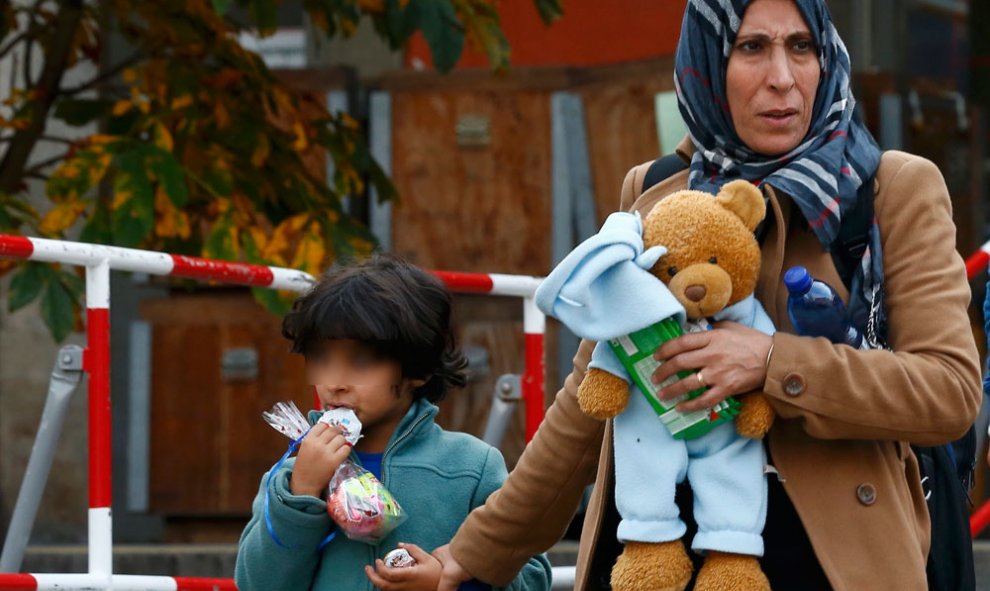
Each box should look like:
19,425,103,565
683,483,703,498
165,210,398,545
0,346,84,573
522,296,546,442
481,375,522,448
85,260,112,585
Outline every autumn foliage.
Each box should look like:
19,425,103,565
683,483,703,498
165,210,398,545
0,0,561,340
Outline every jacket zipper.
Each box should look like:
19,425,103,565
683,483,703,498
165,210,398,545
360,410,429,590
381,410,431,486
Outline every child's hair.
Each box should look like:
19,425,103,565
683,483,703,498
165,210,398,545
281,253,468,402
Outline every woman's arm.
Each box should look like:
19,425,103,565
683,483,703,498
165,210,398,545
763,154,982,444
445,339,606,586
234,464,333,591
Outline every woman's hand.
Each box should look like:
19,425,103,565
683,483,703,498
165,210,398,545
652,321,773,413
365,543,442,591
289,423,351,498
433,544,473,591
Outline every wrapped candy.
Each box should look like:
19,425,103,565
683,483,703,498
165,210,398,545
262,401,407,544
383,548,417,568
318,408,362,446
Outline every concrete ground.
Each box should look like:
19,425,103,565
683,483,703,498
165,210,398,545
13,540,990,588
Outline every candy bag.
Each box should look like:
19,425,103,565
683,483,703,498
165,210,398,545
262,401,407,544
327,461,407,543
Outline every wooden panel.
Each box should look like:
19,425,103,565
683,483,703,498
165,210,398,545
581,73,675,222
390,89,553,275
436,295,528,469
143,292,308,517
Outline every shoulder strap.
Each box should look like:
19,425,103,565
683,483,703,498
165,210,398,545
641,154,689,194
831,182,874,290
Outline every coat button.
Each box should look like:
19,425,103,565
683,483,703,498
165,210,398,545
782,373,805,396
857,483,877,506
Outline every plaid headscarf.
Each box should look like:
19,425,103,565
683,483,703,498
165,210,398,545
674,0,881,249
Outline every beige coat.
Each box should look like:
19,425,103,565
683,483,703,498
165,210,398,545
449,143,982,591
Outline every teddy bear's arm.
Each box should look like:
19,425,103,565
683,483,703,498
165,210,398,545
577,342,634,419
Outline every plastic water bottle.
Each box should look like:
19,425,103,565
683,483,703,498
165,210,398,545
783,266,862,348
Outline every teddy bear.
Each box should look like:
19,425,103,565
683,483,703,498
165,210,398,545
534,180,776,591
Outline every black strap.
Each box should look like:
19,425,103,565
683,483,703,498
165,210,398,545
641,154,689,194
830,182,874,290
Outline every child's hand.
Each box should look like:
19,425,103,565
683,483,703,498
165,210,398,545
289,423,351,498
365,543,441,591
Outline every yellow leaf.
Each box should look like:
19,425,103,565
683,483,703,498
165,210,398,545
290,224,326,273
112,190,132,209
52,160,80,179
264,214,309,262
248,227,269,252
339,112,360,130
122,68,138,83
291,122,308,152
214,102,230,129
154,188,190,239
88,134,117,147
251,134,270,168
154,123,174,151
272,88,294,115
112,99,132,116
171,94,193,110
39,200,86,236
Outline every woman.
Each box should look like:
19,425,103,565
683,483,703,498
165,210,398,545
435,0,982,589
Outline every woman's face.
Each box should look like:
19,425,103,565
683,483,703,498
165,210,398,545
726,0,821,156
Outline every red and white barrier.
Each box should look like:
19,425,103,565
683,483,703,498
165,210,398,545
0,573,237,590
0,234,546,590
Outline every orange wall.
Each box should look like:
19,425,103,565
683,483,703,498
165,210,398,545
406,0,688,69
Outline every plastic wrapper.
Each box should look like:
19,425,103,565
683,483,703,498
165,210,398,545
318,408,362,446
327,461,407,543
383,548,416,568
262,401,407,544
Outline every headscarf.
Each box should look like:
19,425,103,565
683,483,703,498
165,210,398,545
674,0,881,250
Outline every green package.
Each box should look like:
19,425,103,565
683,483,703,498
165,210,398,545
606,316,740,440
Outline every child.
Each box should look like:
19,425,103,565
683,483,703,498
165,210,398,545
235,254,552,591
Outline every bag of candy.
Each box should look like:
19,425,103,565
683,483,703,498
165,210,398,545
262,401,407,544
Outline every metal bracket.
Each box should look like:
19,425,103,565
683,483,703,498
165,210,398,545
495,374,522,401
57,347,84,372
482,374,523,448
1,345,85,573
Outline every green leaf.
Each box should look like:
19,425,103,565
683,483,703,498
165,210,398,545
205,214,238,260
383,0,419,48
8,262,45,312
249,0,278,35
80,200,113,244
112,150,155,247
212,0,233,14
417,0,464,73
40,273,76,343
148,148,188,207
52,98,113,126
533,0,563,25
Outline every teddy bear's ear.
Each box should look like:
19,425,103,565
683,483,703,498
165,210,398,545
716,179,766,231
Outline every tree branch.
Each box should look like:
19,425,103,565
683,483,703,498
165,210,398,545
0,1,84,194
23,151,69,176
59,52,144,97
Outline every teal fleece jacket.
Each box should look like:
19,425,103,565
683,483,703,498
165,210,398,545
235,398,551,590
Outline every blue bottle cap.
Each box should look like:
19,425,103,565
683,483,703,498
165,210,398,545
784,266,812,294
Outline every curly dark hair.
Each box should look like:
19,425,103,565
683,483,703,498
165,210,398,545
281,253,468,402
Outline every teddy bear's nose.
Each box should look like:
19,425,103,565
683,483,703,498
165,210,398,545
685,285,707,302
